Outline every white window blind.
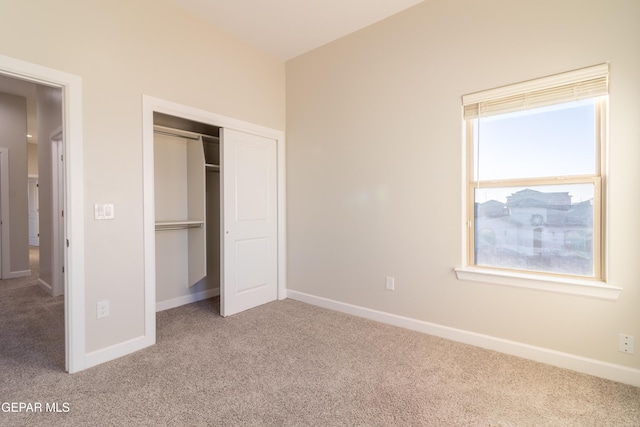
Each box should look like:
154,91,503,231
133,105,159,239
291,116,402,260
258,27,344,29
463,63,608,120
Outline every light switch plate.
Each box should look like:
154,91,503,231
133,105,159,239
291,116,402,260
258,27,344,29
94,203,115,220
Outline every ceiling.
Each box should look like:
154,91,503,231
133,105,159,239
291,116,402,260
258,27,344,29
170,0,424,60
1,1,423,147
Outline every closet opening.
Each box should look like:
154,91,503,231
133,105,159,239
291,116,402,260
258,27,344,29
144,94,283,338
153,112,222,315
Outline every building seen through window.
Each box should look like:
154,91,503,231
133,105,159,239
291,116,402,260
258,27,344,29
475,186,594,276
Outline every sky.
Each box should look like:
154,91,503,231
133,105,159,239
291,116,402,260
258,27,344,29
473,98,597,204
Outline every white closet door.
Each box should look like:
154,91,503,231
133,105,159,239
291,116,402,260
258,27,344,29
221,128,277,317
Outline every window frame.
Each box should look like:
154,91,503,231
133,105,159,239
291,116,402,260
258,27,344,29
456,65,621,300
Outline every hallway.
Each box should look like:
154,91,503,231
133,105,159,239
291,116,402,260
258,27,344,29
0,246,65,371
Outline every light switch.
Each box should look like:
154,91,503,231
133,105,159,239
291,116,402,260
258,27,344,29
94,203,115,220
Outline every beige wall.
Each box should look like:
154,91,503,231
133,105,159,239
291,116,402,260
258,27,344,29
286,0,640,370
0,92,29,274
0,0,285,353
27,143,37,176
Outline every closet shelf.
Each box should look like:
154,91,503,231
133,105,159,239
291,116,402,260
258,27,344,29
205,163,220,172
155,220,204,231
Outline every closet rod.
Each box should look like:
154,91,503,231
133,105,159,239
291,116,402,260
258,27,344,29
155,223,204,231
153,129,200,141
153,125,220,141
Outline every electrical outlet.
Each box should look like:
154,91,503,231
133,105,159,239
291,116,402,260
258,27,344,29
386,276,395,291
619,334,634,354
97,300,110,319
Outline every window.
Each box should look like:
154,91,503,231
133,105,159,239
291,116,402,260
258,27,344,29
461,64,608,283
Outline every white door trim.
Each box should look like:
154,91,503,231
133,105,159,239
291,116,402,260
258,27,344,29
0,54,85,373
51,128,65,297
28,176,39,247
142,95,286,347
0,148,9,279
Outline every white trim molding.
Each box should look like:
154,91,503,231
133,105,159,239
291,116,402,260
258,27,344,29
0,147,9,279
156,288,220,312
287,290,640,388
38,278,53,294
5,269,31,279
0,54,85,374
85,335,149,370
454,267,622,300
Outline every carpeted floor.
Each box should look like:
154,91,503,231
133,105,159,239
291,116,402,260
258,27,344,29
1,251,639,426
1,246,40,291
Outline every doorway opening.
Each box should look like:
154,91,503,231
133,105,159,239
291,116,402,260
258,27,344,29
0,73,64,368
153,113,222,315
142,95,286,349
0,54,85,373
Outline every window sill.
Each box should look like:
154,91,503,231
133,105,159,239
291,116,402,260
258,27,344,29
454,267,621,301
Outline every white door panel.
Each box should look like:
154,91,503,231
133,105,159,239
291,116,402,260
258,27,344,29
235,237,269,293
235,144,269,221
28,178,39,246
222,128,277,316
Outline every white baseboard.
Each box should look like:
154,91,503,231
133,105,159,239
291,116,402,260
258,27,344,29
84,288,220,371
287,290,640,388
156,288,220,312
37,278,53,295
5,269,31,279
85,335,153,370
